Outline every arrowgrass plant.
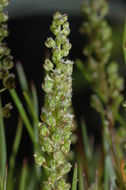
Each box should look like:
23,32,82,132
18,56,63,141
0,0,126,190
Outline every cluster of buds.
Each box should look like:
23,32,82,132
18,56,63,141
34,12,74,190
81,0,125,187
0,0,15,91
0,0,15,117
81,0,124,115
80,0,113,102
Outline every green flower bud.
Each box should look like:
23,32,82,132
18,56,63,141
53,12,62,21
57,179,70,190
56,34,66,45
53,48,61,60
43,59,54,71
3,73,15,89
62,14,68,23
62,28,70,36
55,18,64,26
49,99,56,111
48,172,57,183
61,140,71,154
34,153,45,166
54,151,64,163
59,162,72,175
45,37,55,48
107,62,118,75
52,132,61,143
42,137,53,153
42,75,53,93
2,103,12,118
62,41,71,51
63,132,72,141
0,66,8,79
39,123,49,138
43,182,52,190
63,22,69,30
48,159,56,170
2,56,14,69
46,113,56,127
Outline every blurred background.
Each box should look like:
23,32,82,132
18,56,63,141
4,0,126,163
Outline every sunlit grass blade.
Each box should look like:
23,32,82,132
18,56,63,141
123,20,126,64
19,160,28,190
0,97,7,180
16,62,30,94
3,162,7,190
72,163,78,190
9,89,36,148
7,118,23,190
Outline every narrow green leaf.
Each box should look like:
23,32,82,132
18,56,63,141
72,163,78,190
81,119,92,161
23,91,39,139
30,83,41,180
123,20,126,64
19,160,27,190
3,162,7,190
9,89,37,149
0,97,6,180
31,82,39,142
7,118,23,190
77,155,85,190
23,89,41,180
16,62,30,94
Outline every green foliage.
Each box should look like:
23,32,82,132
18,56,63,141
72,164,78,190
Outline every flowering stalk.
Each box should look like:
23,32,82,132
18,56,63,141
0,0,15,91
34,12,74,190
0,0,15,117
79,0,125,188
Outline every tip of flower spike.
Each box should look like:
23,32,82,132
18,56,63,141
53,12,68,23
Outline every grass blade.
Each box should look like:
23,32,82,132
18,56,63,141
23,90,41,180
72,163,78,190
81,119,92,161
3,162,7,190
31,82,39,142
19,160,28,190
77,155,85,190
7,118,23,190
23,91,39,139
9,89,37,148
16,62,30,94
0,97,6,180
